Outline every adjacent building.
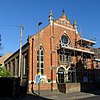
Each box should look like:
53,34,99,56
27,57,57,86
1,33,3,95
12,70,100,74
0,52,12,67
4,10,100,92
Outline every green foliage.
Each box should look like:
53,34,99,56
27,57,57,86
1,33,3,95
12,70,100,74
0,67,12,77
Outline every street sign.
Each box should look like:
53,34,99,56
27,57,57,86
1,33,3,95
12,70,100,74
36,75,40,83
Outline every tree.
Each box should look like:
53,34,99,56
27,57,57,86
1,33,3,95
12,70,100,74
0,67,12,77
0,34,12,77
0,34,2,57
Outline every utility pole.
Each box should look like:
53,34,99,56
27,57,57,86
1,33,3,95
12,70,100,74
19,24,24,82
0,34,1,49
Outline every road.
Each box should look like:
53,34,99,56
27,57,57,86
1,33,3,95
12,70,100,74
79,95,100,100
1,90,100,100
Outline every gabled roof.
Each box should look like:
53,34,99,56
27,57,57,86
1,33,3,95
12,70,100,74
0,52,13,64
29,10,75,40
54,12,74,31
4,42,29,62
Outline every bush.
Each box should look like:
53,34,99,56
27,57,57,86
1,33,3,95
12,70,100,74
0,67,12,77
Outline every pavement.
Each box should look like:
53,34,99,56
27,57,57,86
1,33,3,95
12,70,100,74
0,90,100,100
34,90,97,100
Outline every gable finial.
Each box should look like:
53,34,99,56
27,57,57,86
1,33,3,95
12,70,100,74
73,20,78,34
62,9,65,16
50,10,53,16
49,10,53,26
73,20,77,26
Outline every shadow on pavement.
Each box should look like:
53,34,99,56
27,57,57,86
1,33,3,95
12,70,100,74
24,94,54,100
0,93,54,100
86,90,100,95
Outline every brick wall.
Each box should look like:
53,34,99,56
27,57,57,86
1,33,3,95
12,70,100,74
28,83,57,92
57,83,80,93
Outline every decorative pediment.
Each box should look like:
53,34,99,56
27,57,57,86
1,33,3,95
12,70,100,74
55,14,73,29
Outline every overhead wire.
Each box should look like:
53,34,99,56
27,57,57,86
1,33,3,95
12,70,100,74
0,24,20,28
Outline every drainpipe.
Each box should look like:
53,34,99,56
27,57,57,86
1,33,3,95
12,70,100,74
31,38,34,93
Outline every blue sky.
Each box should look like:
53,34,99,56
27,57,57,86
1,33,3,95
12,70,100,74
0,0,100,55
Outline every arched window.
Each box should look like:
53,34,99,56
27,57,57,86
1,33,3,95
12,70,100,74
60,35,70,47
37,47,44,74
61,35,68,44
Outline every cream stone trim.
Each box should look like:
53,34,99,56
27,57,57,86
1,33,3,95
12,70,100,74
80,38,96,44
28,80,56,84
54,23,75,31
61,46,94,54
95,59,100,62
59,18,70,23
64,31,66,33
52,80,56,83
28,80,35,84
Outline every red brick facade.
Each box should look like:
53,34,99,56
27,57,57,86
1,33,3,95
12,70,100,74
4,11,100,92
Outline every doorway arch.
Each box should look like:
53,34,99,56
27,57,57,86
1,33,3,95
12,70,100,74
57,67,65,83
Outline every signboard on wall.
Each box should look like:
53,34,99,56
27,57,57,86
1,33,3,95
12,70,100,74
36,75,40,83
36,75,46,83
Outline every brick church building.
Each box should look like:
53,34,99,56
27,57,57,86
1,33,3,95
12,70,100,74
4,10,100,92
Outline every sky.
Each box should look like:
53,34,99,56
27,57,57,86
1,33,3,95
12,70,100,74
0,0,100,55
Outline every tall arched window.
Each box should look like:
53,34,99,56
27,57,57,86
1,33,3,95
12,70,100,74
37,47,44,74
